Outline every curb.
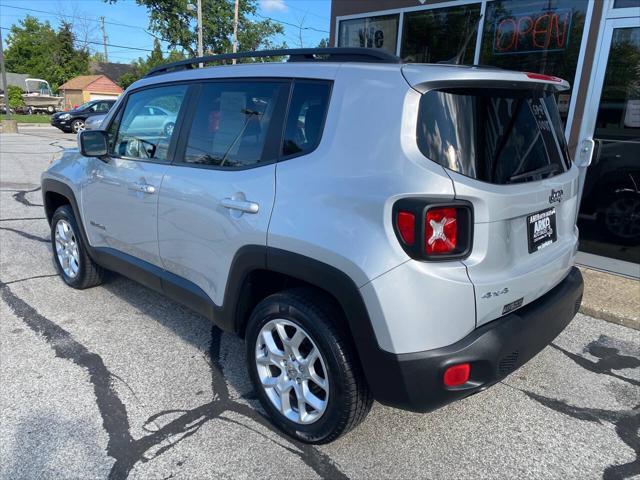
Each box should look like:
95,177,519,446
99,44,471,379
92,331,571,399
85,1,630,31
578,266,639,331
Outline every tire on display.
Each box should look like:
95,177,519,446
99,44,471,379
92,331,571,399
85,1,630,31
600,192,640,244
51,205,105,289
246,287,372,444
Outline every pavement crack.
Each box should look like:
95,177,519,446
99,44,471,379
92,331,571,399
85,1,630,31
3,274,59,285
0,226,49,244
0,217,46,221
1,279,346,479
13,186,43,207
0,279,136,478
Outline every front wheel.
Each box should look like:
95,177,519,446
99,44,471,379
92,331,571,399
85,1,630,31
71,119,85,133
51,205,104,289
246,288,372,444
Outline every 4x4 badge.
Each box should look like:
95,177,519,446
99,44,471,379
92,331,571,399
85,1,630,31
549,189,563,204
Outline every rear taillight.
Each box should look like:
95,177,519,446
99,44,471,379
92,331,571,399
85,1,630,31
393,199,472,261
425,207,457,255
396,211,415,246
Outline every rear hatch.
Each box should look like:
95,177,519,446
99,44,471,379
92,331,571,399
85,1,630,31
404,65,580,326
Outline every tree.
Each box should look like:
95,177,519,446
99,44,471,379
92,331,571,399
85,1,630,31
118,39,186,89
317,38,329,48
106,0,285,57
4,16,90,91
7,85,25,110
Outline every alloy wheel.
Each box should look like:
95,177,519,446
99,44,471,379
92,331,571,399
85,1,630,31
255,319,329,425
54,219,80,278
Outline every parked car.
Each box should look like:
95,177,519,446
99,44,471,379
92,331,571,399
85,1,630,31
50,99,116,133
41,48,584,444
84,114,107,131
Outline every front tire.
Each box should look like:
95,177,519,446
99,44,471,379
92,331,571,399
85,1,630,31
51,205,104,289
246,288,372,444
71,119,85,133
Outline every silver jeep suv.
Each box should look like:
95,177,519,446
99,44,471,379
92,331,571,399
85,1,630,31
41,48,584,444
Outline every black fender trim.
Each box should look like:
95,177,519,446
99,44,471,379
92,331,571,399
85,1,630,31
41,178,94,257
264,248,393,404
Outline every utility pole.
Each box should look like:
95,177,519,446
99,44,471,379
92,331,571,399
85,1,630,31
232,0,239,64
197,0,203,67
0,29,11,120
99,17,109,62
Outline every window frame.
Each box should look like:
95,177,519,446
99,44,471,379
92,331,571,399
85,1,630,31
103,81,195,165
279,79,334,163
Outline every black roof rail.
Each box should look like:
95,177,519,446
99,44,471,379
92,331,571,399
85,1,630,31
144,48,402,78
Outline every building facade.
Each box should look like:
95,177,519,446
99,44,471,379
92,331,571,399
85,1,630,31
58,75,123,110
330,0,640,277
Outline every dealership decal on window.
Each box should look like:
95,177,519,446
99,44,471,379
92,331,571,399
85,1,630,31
494,9,572,54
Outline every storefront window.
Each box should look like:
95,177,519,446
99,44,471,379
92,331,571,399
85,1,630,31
338,14,400,55
401,3,482,64
480,0,590,126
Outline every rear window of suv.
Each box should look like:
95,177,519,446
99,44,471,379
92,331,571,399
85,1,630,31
417,88,571,185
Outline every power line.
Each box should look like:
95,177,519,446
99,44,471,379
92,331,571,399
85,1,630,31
254,12,329,34
0,26,163,53
0,4,147,31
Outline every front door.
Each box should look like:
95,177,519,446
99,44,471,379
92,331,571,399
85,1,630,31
81,84,188,267
158,80,290,306
575,15,640,277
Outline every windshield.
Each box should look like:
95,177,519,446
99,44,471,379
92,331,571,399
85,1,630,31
76,101,95,111
417,88,571,184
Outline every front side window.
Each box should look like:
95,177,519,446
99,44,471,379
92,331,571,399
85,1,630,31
110,85,187,162
417,88,570,185
282,81,331,157
401,3,482,64
182,81,288,168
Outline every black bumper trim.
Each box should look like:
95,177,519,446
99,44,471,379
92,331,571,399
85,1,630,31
368,267,584,412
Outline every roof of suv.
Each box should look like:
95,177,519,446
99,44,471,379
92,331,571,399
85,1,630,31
130,48,569,92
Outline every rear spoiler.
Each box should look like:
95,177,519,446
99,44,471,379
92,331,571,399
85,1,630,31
401,64,570,93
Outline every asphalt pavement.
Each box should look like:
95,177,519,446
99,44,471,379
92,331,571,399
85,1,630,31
1,127,639,480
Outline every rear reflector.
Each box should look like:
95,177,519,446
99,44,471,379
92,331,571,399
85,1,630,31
525,72,562,82
397,211,416,246
426,207,457,254
444,363,470,387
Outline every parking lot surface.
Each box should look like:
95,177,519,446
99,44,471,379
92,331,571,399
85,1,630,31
1,127,639,480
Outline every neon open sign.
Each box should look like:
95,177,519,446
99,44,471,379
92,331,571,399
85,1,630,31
494,9,572,54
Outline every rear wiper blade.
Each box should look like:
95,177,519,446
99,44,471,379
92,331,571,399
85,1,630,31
508,164,560,182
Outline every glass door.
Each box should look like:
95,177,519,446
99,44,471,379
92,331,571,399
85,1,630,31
576,16,640,278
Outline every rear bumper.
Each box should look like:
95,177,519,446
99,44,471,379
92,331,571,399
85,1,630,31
367,267,583,412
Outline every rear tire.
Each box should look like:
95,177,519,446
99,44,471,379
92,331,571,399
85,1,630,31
246,288,372,444
51,205,104,289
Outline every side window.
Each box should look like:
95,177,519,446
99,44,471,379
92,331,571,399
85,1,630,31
110,85,187,162
282,81,331,157
182,81,287,168
96,102,110,112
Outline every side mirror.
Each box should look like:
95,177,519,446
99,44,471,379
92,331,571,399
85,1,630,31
78,130,108,157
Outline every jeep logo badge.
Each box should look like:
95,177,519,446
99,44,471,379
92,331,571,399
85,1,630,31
549,189,563,204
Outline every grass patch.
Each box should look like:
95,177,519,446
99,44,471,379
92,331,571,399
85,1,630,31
1,114,52,124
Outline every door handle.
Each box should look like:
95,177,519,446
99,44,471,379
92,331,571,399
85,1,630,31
130,182,156,194
221,198,259,214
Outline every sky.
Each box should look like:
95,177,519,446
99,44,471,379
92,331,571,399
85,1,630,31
0,0,332,64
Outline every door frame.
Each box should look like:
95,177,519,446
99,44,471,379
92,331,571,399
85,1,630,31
574,8,640,279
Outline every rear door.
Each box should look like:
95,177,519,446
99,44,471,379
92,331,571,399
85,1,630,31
157,79,290,306
411,73,579,325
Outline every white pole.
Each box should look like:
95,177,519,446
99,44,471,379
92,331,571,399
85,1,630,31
232,0,239,64
197,0,204,67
